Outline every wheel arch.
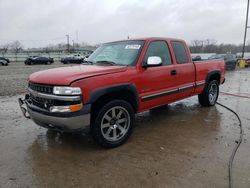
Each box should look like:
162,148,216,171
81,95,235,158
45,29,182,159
206,70,221,85
88,84,139,113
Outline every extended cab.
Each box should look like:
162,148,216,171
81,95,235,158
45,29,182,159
19,37,225,148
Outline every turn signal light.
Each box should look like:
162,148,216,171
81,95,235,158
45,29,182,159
69,104,83,112
50,104,83,113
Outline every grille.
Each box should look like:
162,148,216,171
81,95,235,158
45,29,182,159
28,82,81,110
28,82,53,94
29,93,81,110
30,94,53,110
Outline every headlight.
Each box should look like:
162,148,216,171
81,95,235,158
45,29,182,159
53,86,82,95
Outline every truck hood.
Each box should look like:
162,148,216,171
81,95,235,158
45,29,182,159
29,65,127,85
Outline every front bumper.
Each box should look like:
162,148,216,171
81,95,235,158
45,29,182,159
19,95,91,132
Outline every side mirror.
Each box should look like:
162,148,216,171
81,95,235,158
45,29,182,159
145,56,162,67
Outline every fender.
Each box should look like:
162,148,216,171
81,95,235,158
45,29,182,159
87,83,139,111
205,70,221,85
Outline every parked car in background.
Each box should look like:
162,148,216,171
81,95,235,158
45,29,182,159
0,59,8,66
61,54,85,64
192,55,202,61
24,56,54,65
244,58,250,67
208,54,237,70
0,57,10,63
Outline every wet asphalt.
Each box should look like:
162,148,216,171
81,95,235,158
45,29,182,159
0,63,250,188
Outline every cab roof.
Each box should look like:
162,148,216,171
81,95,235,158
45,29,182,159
111,37,185,43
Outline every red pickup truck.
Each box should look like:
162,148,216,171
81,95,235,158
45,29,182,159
19,37,225,148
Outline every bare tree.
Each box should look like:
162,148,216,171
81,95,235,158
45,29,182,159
0,43,10,53
9,41,23,62
190,40,203,53
203,39,217,46
9,40,23,53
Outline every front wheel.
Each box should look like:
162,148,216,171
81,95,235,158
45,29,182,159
198,80,219,106
91,100,135,148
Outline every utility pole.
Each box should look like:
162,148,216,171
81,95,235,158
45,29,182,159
242,0,250,58
66,34,69,52
76,30,78,49
126,29,130,39
72,40,75,52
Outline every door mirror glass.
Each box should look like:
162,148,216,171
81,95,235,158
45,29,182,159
146,56,162,66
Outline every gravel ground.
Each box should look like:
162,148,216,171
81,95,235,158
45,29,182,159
0,62,67,96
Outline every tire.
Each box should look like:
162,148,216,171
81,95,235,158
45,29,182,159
46,61,51,65
91,100,135,148
198,80,219,107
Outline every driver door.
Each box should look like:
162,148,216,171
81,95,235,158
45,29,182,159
137,40,178,111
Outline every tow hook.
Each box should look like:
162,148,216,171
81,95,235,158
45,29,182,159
18,96,31,119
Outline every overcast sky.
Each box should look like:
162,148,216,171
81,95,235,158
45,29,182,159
0,0,247,48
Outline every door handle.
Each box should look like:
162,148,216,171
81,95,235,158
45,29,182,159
171,70,177,75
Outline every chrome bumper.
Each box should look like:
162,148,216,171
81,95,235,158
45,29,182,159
18,97,91,132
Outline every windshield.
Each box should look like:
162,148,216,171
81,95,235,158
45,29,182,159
87,40,144,66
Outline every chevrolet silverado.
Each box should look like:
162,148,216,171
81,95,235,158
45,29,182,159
19,37,225,148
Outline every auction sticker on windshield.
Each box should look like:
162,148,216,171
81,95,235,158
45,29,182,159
125,44,141,49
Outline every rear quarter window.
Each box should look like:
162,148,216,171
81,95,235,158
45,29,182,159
171,41,189,64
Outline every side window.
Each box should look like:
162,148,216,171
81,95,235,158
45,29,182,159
144,41,172,65
171,41,189,64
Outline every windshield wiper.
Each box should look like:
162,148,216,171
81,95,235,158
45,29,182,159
95,60,116,66
82,60,93,64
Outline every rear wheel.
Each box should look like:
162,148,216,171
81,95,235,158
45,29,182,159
198,80,219,106
91,100,135,148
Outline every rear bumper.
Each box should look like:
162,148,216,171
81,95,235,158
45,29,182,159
19,97,91,132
